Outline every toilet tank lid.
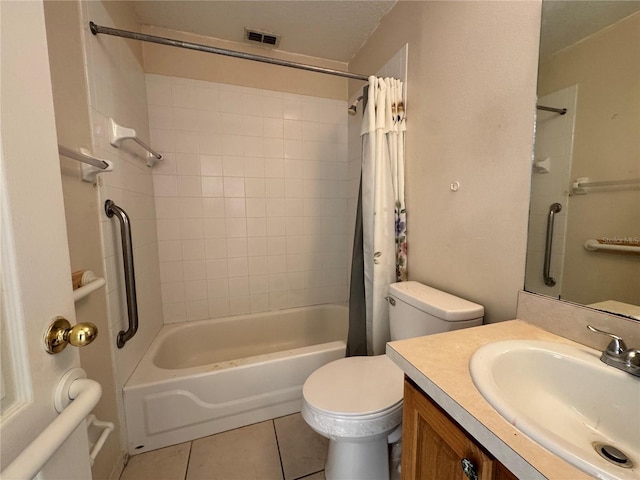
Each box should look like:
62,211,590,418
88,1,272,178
388,281,484,321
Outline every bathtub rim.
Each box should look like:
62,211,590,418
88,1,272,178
124,303,348,389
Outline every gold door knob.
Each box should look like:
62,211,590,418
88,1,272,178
44,317,98,354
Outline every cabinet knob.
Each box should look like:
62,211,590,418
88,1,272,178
461,458,479,480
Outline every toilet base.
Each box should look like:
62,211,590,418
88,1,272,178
325,437,390,480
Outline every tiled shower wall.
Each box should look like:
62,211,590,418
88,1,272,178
147,75,350,322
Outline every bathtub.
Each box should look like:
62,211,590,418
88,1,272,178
123,304,348,454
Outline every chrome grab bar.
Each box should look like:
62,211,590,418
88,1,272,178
105,200,139,348
543,202,562,286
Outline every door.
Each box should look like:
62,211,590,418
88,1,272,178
0,1,93,478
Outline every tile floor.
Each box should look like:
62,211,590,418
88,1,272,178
119,413,328,480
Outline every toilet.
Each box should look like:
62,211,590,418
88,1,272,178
301,281,484,480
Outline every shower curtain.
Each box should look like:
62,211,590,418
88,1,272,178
350,76,407,356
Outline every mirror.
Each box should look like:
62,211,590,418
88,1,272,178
525,1,640,320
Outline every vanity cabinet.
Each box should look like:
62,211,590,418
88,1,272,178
402,377,517,480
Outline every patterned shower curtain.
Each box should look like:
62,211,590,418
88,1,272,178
361,76,407,355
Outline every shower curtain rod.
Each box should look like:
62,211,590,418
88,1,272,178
537,104,567,115
89,22,370,81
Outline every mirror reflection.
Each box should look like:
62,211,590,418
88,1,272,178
525,1,640,320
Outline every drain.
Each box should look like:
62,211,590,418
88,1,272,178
594,443,633,469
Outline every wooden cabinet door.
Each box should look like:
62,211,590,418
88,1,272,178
402,378,495,480
494,462,519,480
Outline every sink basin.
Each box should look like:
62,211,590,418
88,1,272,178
470,340,640,480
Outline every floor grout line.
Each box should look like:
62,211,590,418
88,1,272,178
183,441,193,480
272,419,287,480
293,468,324,480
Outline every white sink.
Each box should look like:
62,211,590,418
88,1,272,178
470,340,640,480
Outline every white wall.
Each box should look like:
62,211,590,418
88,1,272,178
148,75,350,322
349,1,542,322
79,0,164,442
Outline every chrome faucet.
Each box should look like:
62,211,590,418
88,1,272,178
587,325,640,377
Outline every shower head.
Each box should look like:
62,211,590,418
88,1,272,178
347,96,363,116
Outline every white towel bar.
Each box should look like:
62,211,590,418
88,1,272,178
572,176,640,194
73,276,106,302
58,145,114,182
1,369,101,480
86,414,114,466
584,239,640,254
108,117,162,167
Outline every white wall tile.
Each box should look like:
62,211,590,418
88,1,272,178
227,238,248,257
225,218,247,237
200,155,223,176
172,83,198,108
198,110,221,133
224,198,246,218
205,238,227,259
208,298,230,318
250,294,269,313
248,237,267,257
154,175,178,197
208,278,229,298
179,198,203,218
180,219,204,239
223,157,244,177
249,275,269,294
206,258,228,279
223,177,245,198
183,259,207,281
247,217,267,237
264,118,283,138
176,153,201,176
150,75,348,320
203,199,226,218
186,299,209,321
177,176,202,197
228,276,250,295
229,296,252,315
244,157,265,177
202,177,224,197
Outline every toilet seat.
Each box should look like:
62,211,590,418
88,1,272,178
302,355,404,440
303,355,404,416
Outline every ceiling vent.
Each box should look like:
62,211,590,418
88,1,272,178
244,28,280,48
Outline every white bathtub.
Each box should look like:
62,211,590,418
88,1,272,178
123,304,348,454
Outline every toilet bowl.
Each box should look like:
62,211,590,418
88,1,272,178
302,355,403,480
302,281,484,480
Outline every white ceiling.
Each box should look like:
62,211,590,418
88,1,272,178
131,1,640,65
540,1,640,60
132,1,397,63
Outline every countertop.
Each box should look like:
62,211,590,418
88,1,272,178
386,319,594,480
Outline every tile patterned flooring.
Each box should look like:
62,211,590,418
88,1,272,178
119,414,327,480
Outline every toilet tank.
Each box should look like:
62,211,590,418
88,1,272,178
388,281,484,341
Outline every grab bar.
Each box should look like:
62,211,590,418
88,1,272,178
1,369,101,479
543,202,562,286
105,200,139,348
